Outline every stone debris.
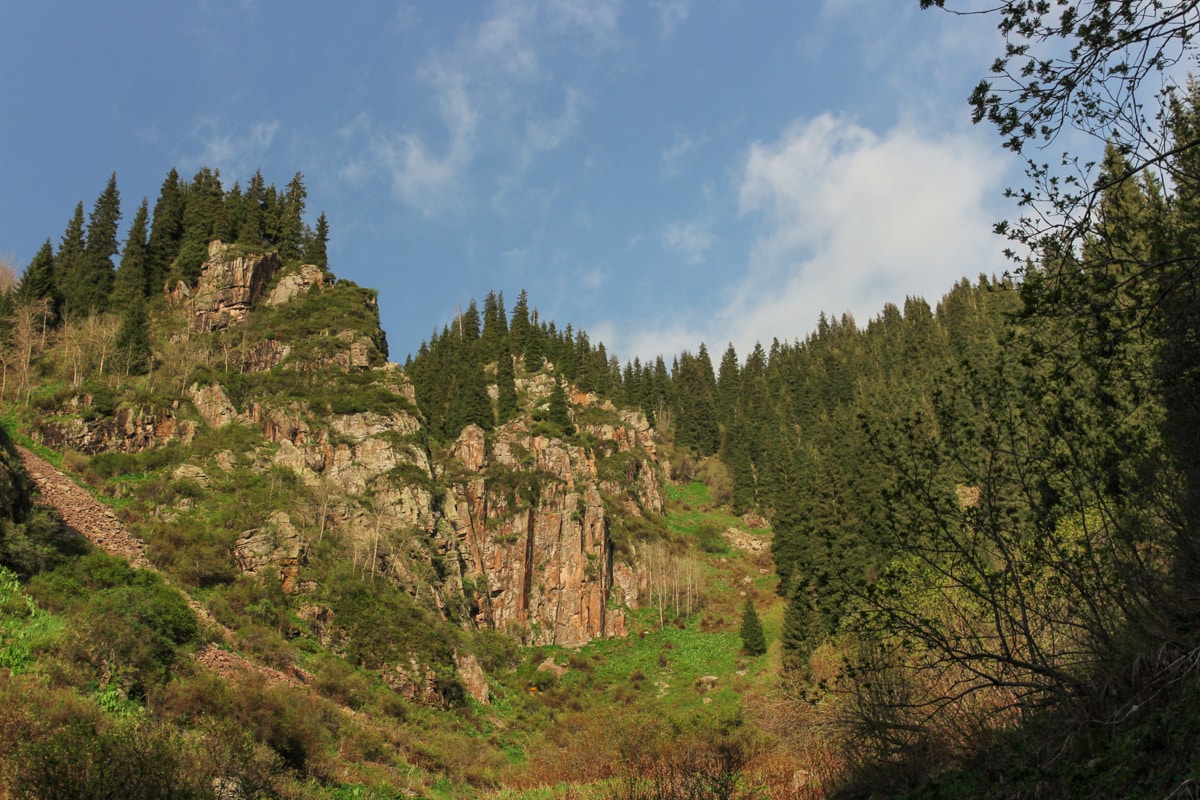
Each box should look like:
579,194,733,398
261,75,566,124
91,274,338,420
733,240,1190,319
18,446,152,569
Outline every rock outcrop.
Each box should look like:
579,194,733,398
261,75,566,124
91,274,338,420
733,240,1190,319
266,264,325,306
233,511,308,594
39,404,196,455
166,241,282,331
438,414,660,646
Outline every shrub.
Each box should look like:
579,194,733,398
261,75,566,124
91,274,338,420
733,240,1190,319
13,717,199,800
29,553,198,695
693,521,728,554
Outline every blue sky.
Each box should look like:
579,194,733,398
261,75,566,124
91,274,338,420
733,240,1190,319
0,1,1019,364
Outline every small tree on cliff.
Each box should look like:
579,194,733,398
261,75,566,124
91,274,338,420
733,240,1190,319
740,598,767,656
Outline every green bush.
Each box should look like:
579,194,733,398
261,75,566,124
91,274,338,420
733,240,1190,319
29,552,198,694
13,717,199,800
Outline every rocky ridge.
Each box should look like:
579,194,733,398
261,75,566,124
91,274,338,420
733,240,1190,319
33,243,665,652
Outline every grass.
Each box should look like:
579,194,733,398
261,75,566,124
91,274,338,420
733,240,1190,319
0,566,64,673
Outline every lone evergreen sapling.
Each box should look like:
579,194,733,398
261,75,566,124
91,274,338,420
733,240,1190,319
739,598,767,656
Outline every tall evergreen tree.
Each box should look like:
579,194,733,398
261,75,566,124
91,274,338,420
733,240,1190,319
479,290,508,364
114,299,151,376
17,239,57,308
277,172,307,263
306,211,329,271
224,181,246,244
673,348,720,455
509,289,531,362
111,199,150,311
544,377,574,437
496,341,520,425
238,170,267,249
55,202,87,316
77,172,121,313
147,168,186,291
716,343,740,429
175,168,226,283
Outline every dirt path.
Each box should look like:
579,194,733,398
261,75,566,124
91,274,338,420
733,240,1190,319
15,445,307,688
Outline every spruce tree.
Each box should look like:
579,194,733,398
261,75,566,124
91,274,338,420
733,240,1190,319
739,598,767,656
78,172,121,313
277,172,307,263
716,343,740,428
111,198,150,311
147,168,186,291
238,170,267,249
545,378,574,437
224,181,245,243
175,168,226,283
114,300,151,376
17,239,57,308
509,289,531,362
306,211,329,270
496,342,520,425
480,290,508,364
55,202,88,316
523,313,545,370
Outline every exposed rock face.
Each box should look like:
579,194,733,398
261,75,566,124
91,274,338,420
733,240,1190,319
385,659,445,707
266,264,325,306
233,511,308,594
439,417,663,646
38,404,196,455
454,651,490,705
166,241,282,331
190,383,237,429
243,339,292,372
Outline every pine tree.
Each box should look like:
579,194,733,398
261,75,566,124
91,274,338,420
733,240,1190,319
306,211,329,271
55,202,87,316
545,378,574,437
739,598,767,656
175,168,226,283
111,198,150,312
277,172,307,263
238,170,267,249
674,345,720,455
524,313,545,370
76,172,121,314
716,343,740,428
496,341,520,425
509,289,531,362
147,168,186,291
480,290,508,365
114,300,151,376
17,239,57,308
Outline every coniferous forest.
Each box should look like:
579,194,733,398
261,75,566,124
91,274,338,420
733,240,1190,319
2,3,1200,798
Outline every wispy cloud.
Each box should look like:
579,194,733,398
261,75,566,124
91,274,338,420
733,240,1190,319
610,115,1009,361
660,218,714,264
722,114,1007,350
661,131,701,177
652,0,690,39
346,0,619,217
185,119,279,179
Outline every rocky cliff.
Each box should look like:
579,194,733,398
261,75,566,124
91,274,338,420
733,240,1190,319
35,242,665,652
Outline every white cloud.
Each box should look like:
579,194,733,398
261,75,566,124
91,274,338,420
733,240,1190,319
185,119,279,179
653,0,690,39
661,131,700,177
723,114,1008,350
660,218,714,264
610,114,1009,361
351,0,618,216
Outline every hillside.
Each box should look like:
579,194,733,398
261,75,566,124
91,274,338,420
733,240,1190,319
4,144,1200,799
0,230,802,798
